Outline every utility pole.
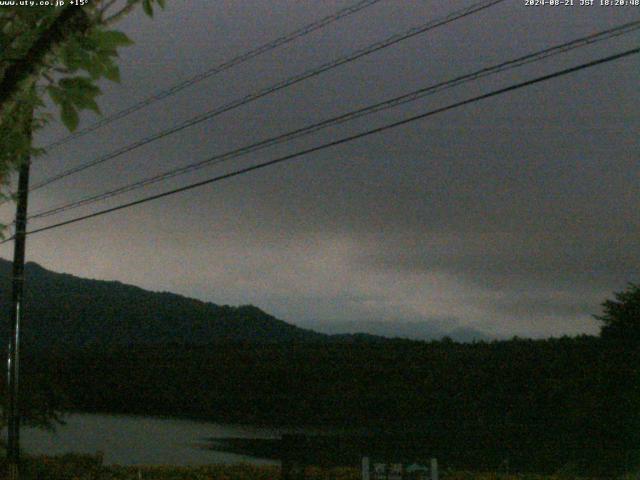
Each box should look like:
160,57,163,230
6,112,32,480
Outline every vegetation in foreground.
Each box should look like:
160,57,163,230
1,284,638,476
2,453,635,480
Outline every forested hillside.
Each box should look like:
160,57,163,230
0,259,325,347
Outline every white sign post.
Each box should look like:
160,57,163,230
430,458,438,480
362,457,438,479
362,456,370,480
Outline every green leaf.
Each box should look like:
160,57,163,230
103,63,121,83
77,34,99,51
59,76,99,92
60,102,79,132
96,48,119,64
61,39,93,73
92,29,134,50
59,77,101,101
53,77,102,118
46,86,65,106
61,45,83,72
82,98,101,114
156,0,166,8
143,0,154,17
70,93,101,114
85,59,105,80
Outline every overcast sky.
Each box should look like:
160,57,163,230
1,0,638,339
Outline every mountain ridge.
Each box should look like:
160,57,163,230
0,258,488,347
0,258,327,348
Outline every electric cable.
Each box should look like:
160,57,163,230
31,0,506,191
25,21,640,222
41,0,386,150
1,46,634,244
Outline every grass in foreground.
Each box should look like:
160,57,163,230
0,453,636,479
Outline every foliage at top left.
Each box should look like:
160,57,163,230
0,0,165,201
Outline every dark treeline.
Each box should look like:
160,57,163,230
20,335,639,476
2,263,638,475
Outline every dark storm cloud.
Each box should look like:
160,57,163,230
1,0,637,338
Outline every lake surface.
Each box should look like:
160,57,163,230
19,413,289,466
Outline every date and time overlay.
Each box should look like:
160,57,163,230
1,0,639,8
525,0,639,6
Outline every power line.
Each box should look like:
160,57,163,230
30,0,506,191
2,46,635,244
41,0,386,151
24,20,640,222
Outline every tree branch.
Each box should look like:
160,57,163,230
103,0,141,26
100,0,121,17
0,6,92,114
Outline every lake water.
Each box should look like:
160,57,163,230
19,413,287,466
